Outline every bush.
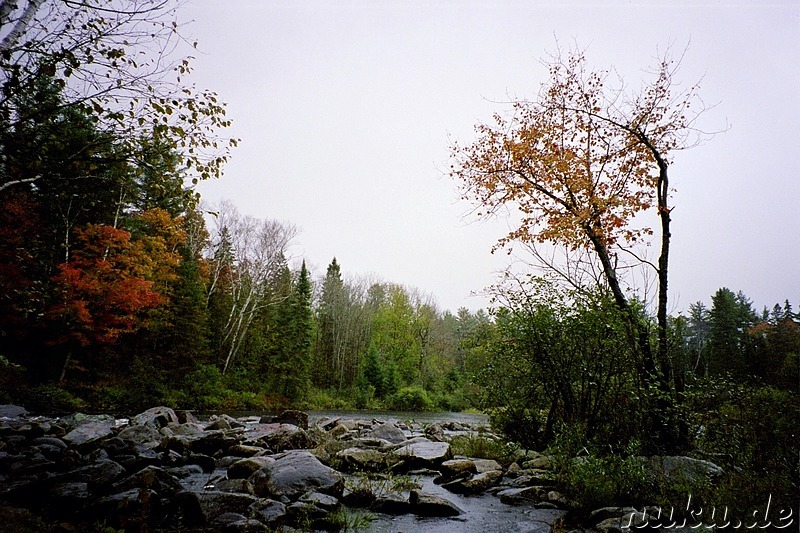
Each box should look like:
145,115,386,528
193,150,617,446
385,386,433,411
21,384,86,414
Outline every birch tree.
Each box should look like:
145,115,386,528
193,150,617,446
206,201,298,375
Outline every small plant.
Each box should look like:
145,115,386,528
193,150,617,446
385,386,433,411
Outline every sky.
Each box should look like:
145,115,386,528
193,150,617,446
181,0,799,314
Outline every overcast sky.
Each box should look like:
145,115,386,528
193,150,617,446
182,0,799,314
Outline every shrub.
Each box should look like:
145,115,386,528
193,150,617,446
449,433,517,464
385,386,433,411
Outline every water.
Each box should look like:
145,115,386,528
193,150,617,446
361,475,565,533
307,409,490,428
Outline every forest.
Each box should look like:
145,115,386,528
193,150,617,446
0,0,797,522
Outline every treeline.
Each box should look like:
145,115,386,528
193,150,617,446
0,77,493,411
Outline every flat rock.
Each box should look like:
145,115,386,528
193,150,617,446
0,405,27,418
391,439,451,470
63,421,115,447
409,489,463,517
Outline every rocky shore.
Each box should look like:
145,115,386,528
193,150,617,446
0,405,721,532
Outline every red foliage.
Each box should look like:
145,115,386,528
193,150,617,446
47,224,163,347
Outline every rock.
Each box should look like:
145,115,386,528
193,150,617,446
390,439,451,470
67,458,127,489
111,465,184,497
442,469,503,494
247,498,287,526
250,449,344,500
424,423,445,441
366,422,407,444
315,416,341,431
245,423,311,452
62,421,115,448
373,492,412,514
409,489,463,517
473,458,502,473
645,455,724,485
327,423,349,439
227,443,266,457
299,491,341,511
497,485,546,505
131,406,179,428
227,456,275,479
336,447,387,472
117,424,163,448
212,477,254,494
0,405,27,418
205,417,231,430
523,454,553,470
260,410,309,430
194,490,261,522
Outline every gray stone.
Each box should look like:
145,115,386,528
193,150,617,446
131,406,179,428
0,405,27,418
391,439,451,470
245,423,310,452
497,485,546,505
228,456,275,479
117,424,163,448
195,490,261,522
299,491,341,510
365,422,406,444
336,447,387,472
111,465,184,497
247,498,287,525
409,489,463,517
442,469,502,494
250,449,344,500
63,421,115,447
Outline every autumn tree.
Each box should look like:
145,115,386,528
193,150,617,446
451,46,712,449
46,223,163,382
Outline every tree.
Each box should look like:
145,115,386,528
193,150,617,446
451,46,712,450
708,287,757,377
205,201,298,375
0,0,236,194
46,223,163,382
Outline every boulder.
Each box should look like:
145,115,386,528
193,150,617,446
497,485,546,505
409,489,463,517
390,439,451,470
194,490,261,522
63,421,115,448
250,449,344,500
247,498,287,526
117,424,163,448
260,410,309,430
0,405,27,418
442,469,503,494
336,447,387,472
365,422,406,444
131,406,179,428
227,456,275,479
111,465,184,497
245,423,310,452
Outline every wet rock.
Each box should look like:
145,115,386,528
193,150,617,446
409,489,463,517
111,465,183,497
261,409,309,430
299,491,341,511
497,485,546,505
227,443,266,457
442,469,502,494
424,423,445,441
194,490,261,522
245,423,310,452
67,458,126,489
247,498,287,526
212,477,254,494
373,492,412,514
365,422,406,444
390,439,451,470
227,456,275,479
250,449,344,500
